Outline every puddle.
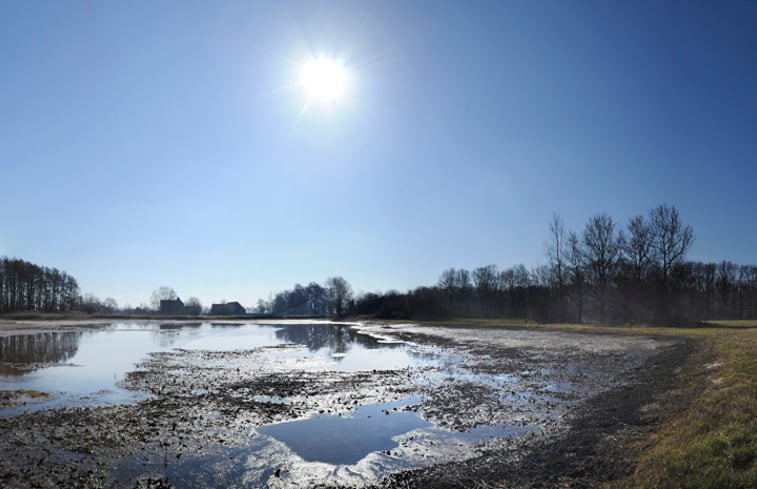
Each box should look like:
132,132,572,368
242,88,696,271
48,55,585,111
113,394,537,488
258,397,429,465
117,444,261,489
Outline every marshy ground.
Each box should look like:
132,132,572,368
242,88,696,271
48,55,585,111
0,319,753,488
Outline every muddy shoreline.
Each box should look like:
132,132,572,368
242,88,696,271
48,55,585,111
0,321,703,488
0,319,113,338
381,337,707,488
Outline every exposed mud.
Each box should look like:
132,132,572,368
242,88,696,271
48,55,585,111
381,337,708,488
0,321,703,488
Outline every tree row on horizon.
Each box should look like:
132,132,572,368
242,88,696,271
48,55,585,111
0,257,80,314
256,277,353,318
2,204,756,322
349,204,757,323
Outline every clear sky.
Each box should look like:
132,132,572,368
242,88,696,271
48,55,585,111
2,1,756,308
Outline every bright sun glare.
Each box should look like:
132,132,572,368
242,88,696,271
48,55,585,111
300,58,348,103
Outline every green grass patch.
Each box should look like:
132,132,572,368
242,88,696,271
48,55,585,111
608,329,756,489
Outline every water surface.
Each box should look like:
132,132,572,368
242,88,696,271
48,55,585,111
0,320,610,487
0,321,432,414
258,397,430,465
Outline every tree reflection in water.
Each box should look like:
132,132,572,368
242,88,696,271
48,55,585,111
274,324,399,360
0,331,83,375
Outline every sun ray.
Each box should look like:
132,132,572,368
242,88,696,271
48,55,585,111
289,98,313,138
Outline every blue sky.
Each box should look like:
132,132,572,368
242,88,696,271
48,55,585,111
2,1,756,308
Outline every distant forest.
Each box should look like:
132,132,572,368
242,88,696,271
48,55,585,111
2,204,756,322
0,257,81,314
265,204,757,324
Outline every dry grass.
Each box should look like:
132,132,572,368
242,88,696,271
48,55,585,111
0,311,94,320
607,328,756,489
704,319,757,328
0,389,53,408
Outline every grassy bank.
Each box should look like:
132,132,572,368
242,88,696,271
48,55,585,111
0,311,95,321
609,322,756,489
704,319,757,329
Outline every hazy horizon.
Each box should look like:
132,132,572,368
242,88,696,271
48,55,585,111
2,1,756,308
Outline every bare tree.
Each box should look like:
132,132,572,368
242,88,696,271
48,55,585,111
80,293,103,314
566,231,586,323
648,204,694,319
438,268,459,316
325,276,353,318
623,215,655,283
454,268,473,316
583,213,622,323
438,268,457,295
255,298,270,314
649,204,694,288
473,265,499,317
620,214,656,319
102,297,118,313
545,213,568,320
716,261,738,318
736,265,752,319
149,286,177,311
185,297,202,315
501,264,530,318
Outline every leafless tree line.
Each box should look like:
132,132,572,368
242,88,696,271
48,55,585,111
4,203,754,323
258,276,354,318
542,204,756,323
0,257,81,314
352,204,757,323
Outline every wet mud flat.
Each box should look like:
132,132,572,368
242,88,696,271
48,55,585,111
0,322,694,488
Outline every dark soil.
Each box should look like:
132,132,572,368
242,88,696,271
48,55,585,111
381,337,710,488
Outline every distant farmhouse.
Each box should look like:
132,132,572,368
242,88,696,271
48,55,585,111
210,301,246,316
160,297,186,315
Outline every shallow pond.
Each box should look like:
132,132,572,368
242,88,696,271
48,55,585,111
0,321,433,414
0,320,652,488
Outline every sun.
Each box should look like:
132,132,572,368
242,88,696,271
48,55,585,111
300,58,348,103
